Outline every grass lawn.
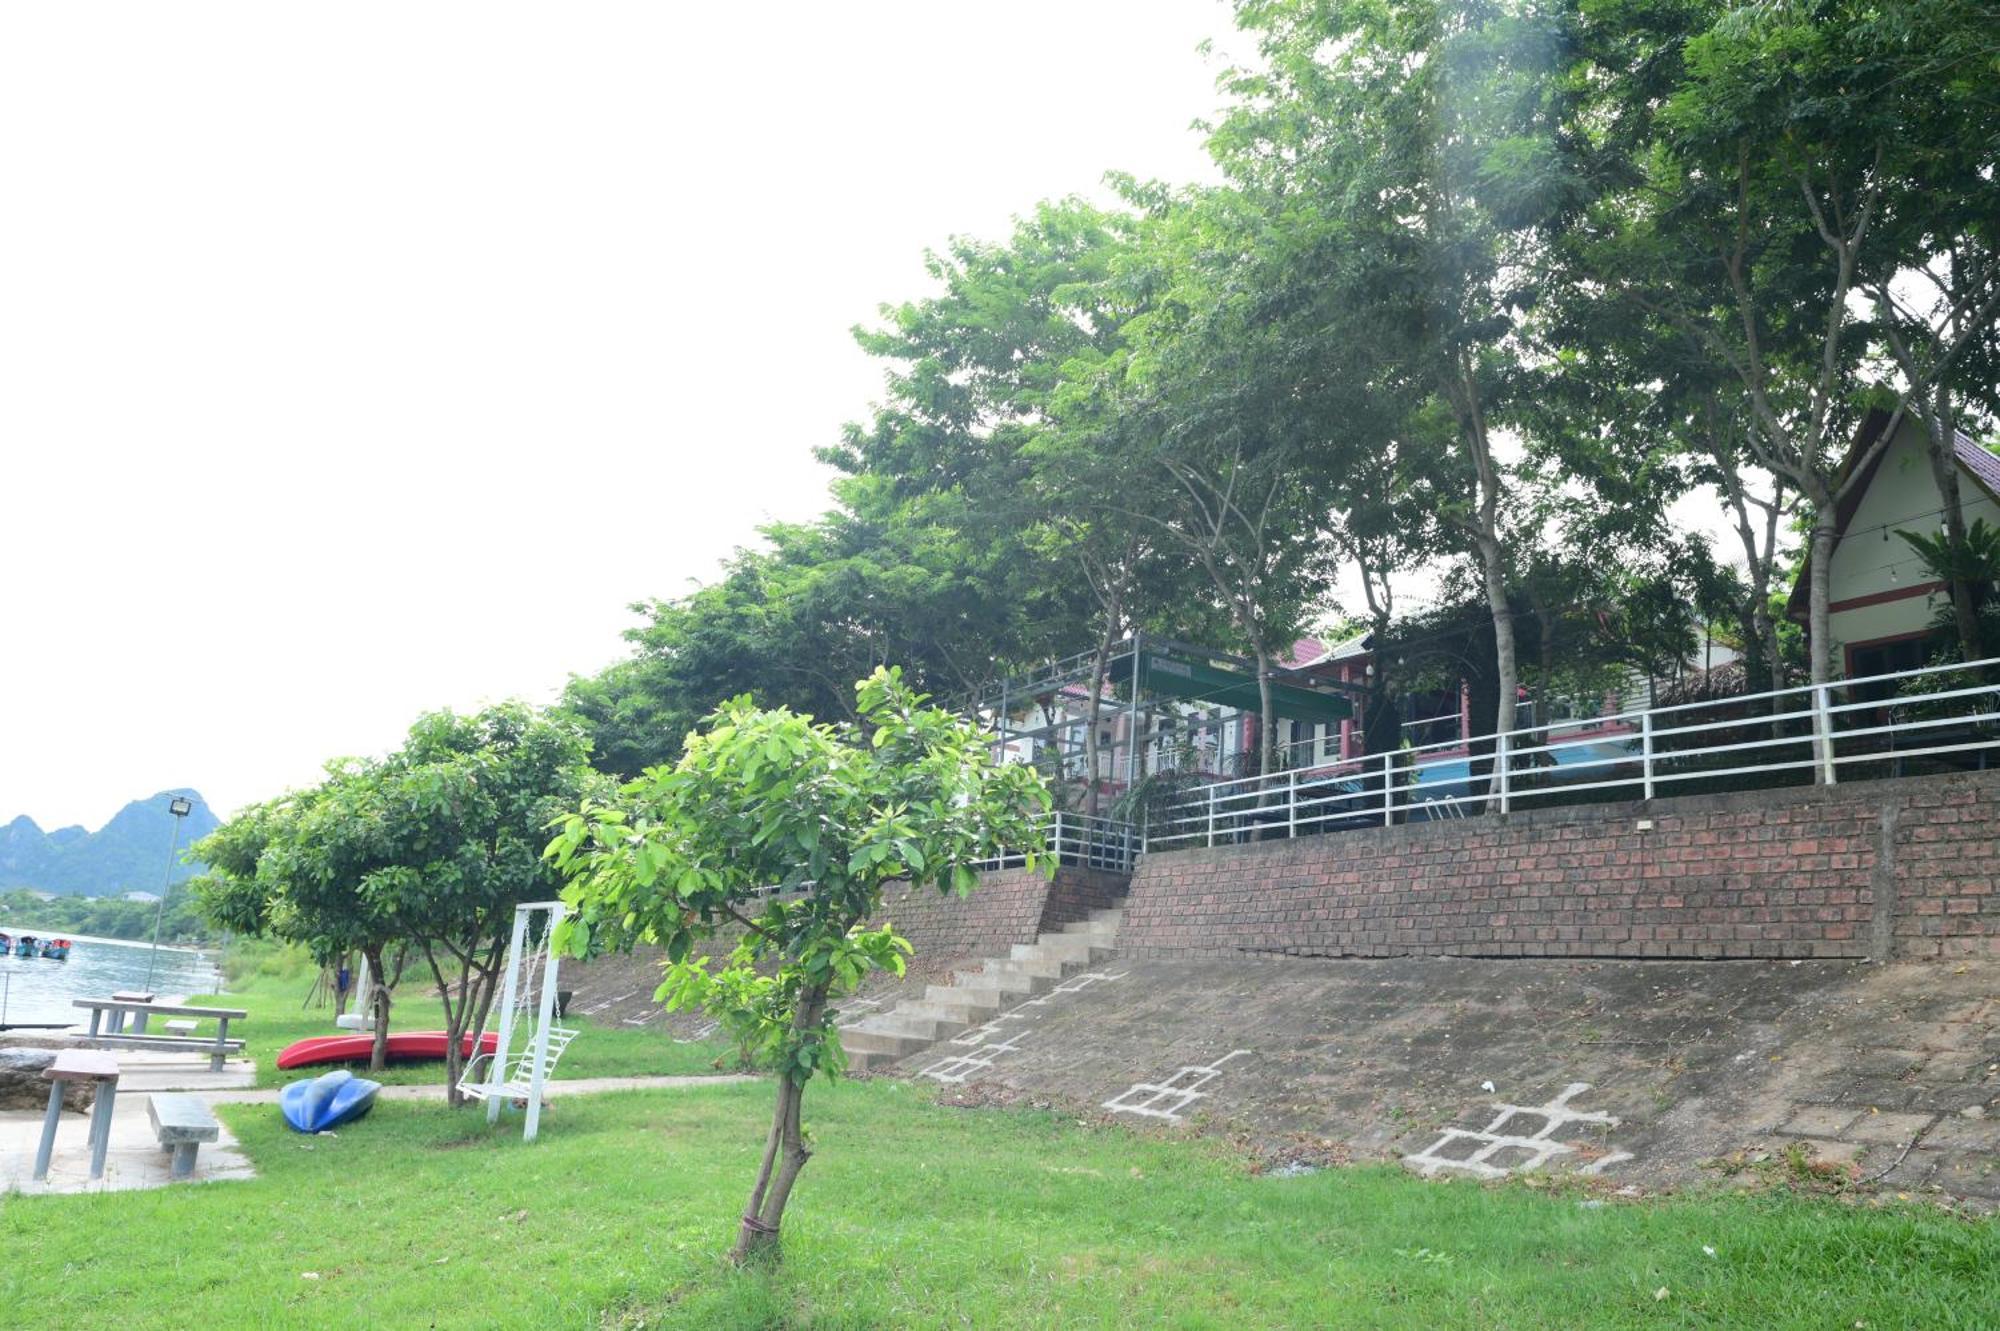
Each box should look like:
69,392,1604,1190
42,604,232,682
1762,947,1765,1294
0,1077,1991,1330
193,952,736,1089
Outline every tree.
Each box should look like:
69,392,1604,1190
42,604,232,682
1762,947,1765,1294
1567,0,1999,686
195,704,599,1091
360,704,601,1105
547,668,1048,1262
192,773,411,1071
1209,0,1592,742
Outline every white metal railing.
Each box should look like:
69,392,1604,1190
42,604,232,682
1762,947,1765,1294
983,810,1140,874
1144,655,2000,851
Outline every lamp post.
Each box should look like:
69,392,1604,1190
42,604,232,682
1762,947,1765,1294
144,795,195,989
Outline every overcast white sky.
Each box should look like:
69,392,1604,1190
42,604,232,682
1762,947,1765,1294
0,2,1239,831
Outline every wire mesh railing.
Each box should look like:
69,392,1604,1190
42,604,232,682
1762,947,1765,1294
1144,655,2000,851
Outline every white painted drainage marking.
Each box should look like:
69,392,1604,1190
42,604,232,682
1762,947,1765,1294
1103,1050,1253,1121
1021,970,1129,1007
922,1032,1032,1085
1403,1082,1627,1180
922,970,1130,1082
948,1010,1030,1048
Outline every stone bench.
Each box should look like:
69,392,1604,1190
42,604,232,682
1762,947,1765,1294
148,1093,220,1180
162,1019,198,1037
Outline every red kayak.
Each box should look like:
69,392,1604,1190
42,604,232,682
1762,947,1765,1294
275,1031,498,1071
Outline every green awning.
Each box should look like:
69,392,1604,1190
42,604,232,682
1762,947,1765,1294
1109,647,1352,723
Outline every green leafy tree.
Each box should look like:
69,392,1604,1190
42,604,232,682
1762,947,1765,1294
193,773,412,1070
1209,0,1594,742
361,704,602,1104
196,704,599,1090
547,668,1049,1263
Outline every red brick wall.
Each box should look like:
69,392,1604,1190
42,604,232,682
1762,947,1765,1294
873,865,1129,962
1122,770,2000,961
1894,776,2000,959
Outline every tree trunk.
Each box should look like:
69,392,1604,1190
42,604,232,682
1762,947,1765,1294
1081,622,1118,817
1807,519,1837,688
1919,393,1982,663
730,982,831,1263
1806,516,1839,785
1475,530,1518,740
364,945,391,1072
1252,641,1277,779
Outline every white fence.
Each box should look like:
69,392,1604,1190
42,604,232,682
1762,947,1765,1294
1145,655,2000,851
982,811,1141,874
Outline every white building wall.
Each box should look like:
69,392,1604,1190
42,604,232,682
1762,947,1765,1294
1822,418,2000,666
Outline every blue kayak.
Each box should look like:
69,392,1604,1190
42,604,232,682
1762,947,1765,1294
280,1069,382,1133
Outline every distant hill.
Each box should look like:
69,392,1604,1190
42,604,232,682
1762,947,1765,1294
0,790,220,897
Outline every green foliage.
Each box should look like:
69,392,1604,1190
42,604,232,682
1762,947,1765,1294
1896,517,2000,618
192,702,605,1093
550,666,1048,1257
551,668,1048,1083
0,883,209,944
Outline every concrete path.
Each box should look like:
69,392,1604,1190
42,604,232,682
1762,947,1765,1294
202,1073,757,1106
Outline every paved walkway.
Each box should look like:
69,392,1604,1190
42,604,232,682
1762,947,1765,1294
203,1073,757,1106
1,1059,756,1197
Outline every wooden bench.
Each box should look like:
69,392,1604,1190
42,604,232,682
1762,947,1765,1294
147,1094,220,1180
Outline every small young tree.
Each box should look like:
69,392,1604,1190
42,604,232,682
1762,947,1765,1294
547,667,1048,1263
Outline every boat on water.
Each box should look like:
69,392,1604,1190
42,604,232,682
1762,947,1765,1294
13,936,40,957
40,939,71,960
275,1030,498,1070
280,1069,382,1133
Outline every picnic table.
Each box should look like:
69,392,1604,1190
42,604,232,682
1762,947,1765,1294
106,990,155,1034
32,1050,120,1182
74,998,247,1072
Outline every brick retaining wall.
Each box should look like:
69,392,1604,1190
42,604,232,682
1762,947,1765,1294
876,865,1130,960
1122,770,1999,961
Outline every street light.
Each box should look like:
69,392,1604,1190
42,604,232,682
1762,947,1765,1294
144,795,196,989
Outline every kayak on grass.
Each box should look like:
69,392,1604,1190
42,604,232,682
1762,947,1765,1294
274,1030,498,1070
280,1069,382,1132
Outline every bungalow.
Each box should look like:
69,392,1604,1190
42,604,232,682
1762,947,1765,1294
1788,410,2000,679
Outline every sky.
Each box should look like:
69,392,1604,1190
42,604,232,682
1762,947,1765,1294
0,3,1241,832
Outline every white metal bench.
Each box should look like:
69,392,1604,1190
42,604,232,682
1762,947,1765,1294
148,1093,220,1180
459,1026,577,1103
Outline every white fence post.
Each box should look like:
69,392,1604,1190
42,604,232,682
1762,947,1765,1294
1382,750,1394,827
1287,770,1297,839
1495,732,1511,815
1641,709,1655,801
1051,811,1064,866
1814,684,1837,786
1206,787,1217,848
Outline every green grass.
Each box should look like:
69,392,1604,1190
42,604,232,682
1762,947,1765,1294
0,1079,1991,1329
191,953,737,1089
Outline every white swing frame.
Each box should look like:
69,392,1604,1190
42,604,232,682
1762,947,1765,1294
457,900,571,1141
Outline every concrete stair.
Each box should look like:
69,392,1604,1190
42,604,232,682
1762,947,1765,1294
842,907,1123,1072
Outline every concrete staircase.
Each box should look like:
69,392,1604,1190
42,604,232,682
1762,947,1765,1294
841,908,1123,1072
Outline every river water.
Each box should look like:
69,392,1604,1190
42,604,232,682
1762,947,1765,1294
0,932,225,1028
